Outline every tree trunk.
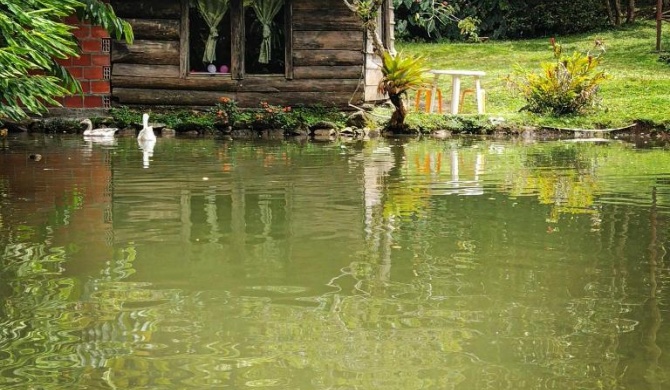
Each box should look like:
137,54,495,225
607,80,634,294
613,0,623,25
626,0,636,23
657,0,663,51
604,0,615,25
388,93,407,130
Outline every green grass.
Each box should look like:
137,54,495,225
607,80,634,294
397,19,670,130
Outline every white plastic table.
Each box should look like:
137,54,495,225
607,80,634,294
428,69,486,114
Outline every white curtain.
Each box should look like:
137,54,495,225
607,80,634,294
197,0,230,64
252,0,284,64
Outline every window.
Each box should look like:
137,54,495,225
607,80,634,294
188,0,232,74
186,0,290,77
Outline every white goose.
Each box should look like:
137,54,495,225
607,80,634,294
80,119,119,137
137,113,156,142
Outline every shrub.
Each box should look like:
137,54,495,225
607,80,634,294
213,96,239,127
109,106,140,129
506,38,610,116
658,53,670,66
254,102,297,130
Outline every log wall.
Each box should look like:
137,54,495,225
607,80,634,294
110,0,373,108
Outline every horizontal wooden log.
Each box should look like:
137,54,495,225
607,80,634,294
112,64,181,78
294,31,363,51
127,18,180,40
293,66,363,79
111,64,365,81
293,13,362,31
112,75,362,92
112,40,180,65
110,0,181,19
292,4,361,31
112,88,363,107
293,50,363,66
292,1,352,14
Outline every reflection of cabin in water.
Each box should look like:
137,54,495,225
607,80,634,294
59,0,394,111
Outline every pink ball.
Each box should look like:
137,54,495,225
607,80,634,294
219,65,229,73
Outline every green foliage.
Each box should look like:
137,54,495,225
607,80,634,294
505,39,611,116
0,0,133,121
350,0,382,22
109,106,140,128
404,112,493,134
110,106,219,132
393,0,459,40
492,0,609,39
30,118,83,134
168,111,217,133
395,0,610,41
109,103,347,134
213,96,239,127
292,105,347,127
658,52,670,66
76,0,134,43
379,51,429,98
457,17,481,42
379,51,430,129
253,101,298,130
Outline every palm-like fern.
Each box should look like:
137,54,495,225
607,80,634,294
378,51,429,130
378,51,429,97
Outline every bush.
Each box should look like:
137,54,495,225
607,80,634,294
212,96,239,128
109,106,140,128
394,0,610,41
505,39,610,116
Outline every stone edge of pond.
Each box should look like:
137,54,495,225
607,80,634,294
3,115,669,145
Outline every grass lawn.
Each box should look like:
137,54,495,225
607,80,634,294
397,19,670,130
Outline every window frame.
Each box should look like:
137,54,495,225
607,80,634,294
180,0,293,80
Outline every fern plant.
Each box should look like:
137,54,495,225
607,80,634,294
506,39,610,116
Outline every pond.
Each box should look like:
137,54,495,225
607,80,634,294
0,133,669,389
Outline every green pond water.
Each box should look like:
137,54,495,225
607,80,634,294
0,133,669,389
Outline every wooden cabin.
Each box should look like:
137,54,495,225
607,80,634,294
97,0,394,110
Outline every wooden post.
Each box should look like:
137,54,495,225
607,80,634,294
180,0,189,77
657,0,664,51
230,0,244,80
285,0,294,80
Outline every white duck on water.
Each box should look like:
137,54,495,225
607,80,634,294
137,113,156,142
80,119,119,137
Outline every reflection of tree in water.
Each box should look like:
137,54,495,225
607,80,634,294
0,233,181,388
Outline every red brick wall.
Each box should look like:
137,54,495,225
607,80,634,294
55,16,111,109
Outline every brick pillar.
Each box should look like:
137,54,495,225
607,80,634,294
54,16,111,110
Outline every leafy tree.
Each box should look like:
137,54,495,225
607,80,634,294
0,0,133,122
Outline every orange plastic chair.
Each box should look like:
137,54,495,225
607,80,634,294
414,87,443,113
459,88,486,113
